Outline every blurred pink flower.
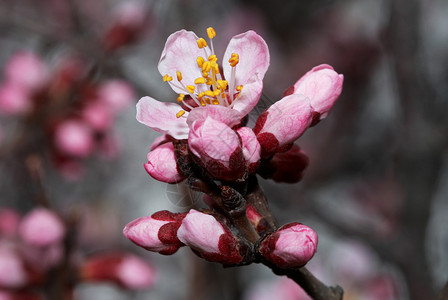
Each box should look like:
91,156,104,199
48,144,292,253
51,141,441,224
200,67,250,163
54,119,94,158
259,223,318,268
97,79,135,113
0,208,21,237
136,28,269,139
19,208,65,248
4,52,48,92
81,101,113,131
244,278,311,300
0,246,27,289
0,83,32,116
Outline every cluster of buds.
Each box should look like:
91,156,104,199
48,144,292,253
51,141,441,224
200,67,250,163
0,207,155,298
0,51,135,179
125,27,343,270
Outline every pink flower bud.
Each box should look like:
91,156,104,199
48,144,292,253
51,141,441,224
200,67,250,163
259,223,317,268
189,118,244,181
0,208,21,237
284,64,343,122
0,246,27,289
54,119,94,158
0,83,32,116
81,101,113,131
123,210,186,255
19,208,65,247
258,145,309,183
21,242,63,272
177,209,244,265
4,51,48,92
81,252,156,290
237,127,261,173
253,94,313,157
144,142,185,183
97,79,135,113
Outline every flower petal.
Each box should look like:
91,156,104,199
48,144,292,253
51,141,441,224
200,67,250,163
231,74,263,116
186,105,243,128
223,30,270,87
158,30,205,94
136,96,189,139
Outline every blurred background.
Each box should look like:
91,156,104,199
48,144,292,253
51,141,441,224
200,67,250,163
0,0,447,299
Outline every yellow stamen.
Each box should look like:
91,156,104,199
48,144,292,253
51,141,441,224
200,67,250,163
207,27,216,39
200,99,206,106
205,98,211,104
177,94,185,102
217,80,228,90
202,61,211,73
205,90,215,97
236,85,243,91
197,56,204,68
187,85,195,93
176,110,186,118
194,77,206,84
197,38,207,49
213,89,221,96
212,99,220,105
206,78,213,85
203,72,209,78
221,93,226,98
198,92,205,100
229,53,239,67
163,74,173,82
176,71,182,81
208,55,218,62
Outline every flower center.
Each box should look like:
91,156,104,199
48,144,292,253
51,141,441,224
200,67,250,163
162,27,243,118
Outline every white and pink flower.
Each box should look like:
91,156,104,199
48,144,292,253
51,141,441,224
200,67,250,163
136,27,269,139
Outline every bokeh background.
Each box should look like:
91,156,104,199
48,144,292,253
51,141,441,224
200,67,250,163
1,0,447,299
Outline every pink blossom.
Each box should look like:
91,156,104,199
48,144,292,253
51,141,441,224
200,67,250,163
4,51,48,92
0,246,27,289
81,252,156,290
54,119,94,158
123,210,186,255
188,117,244,180
144,142,185,183
81,101,113,131
0,208,21,237
136,28,269,139
0,83,32,116
259,223,318,268
20,242,63,271
253,94,313,157
97,79,135,113
284,64,344,121
19,208,65,247
177,209,243,265
237,127,261,173
258,145,309,183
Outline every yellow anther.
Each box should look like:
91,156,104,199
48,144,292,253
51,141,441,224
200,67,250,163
236,85,243,91
176,71,182,81
177,94,185,102
163,74,173,82
207,27,216,39
197,56,205,68
176,110,186,118
200,99,206,106
212,99,220,105
208,55,218,62
202,61,211,73
205,98,211,104
187,85,195,94
197,38,208,49
206,78,213,85
198,92,205,100
213,89,221,96
217,80,228,90
203,72,209,78
194,77,206,84
205,90,215,97
229,53,239,67
221,93,226,98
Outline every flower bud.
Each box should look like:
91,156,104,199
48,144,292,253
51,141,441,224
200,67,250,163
4,51,48,92
237,127,261,173
81,252,156,290
259,223,317,268
284,64,343,122
54,119,94,158
97,79,135,113
0,83,32,116
177,209,244,265
19,208,65,248
258,145,309,183
188,118,244,181
253,94,313,157
144,142,185,183
123,210,186,255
